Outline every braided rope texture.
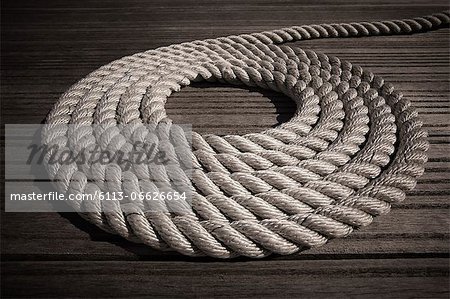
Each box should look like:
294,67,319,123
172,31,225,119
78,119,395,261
44,11,450,258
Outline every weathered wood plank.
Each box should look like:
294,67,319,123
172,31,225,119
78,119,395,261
1,259,448,298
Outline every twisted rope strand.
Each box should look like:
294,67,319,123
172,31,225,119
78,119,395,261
44,11,449,258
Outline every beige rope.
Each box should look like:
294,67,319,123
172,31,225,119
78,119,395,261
44,11,449,258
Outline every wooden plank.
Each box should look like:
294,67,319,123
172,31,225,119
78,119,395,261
2,259,448,298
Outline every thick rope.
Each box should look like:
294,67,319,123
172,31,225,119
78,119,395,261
44,11,449,258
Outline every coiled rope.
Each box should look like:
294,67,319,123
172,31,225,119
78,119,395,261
44,11,450,258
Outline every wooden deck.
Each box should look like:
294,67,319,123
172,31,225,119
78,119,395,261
1,0,449,297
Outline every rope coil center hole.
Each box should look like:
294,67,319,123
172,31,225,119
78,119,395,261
166,82,296,135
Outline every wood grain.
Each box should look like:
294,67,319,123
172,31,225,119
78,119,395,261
2,259,449,298
1,0,449,297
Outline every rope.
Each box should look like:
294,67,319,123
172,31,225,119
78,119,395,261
44,11,450,258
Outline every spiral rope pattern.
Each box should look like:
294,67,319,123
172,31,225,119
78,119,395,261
44,11,449,258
